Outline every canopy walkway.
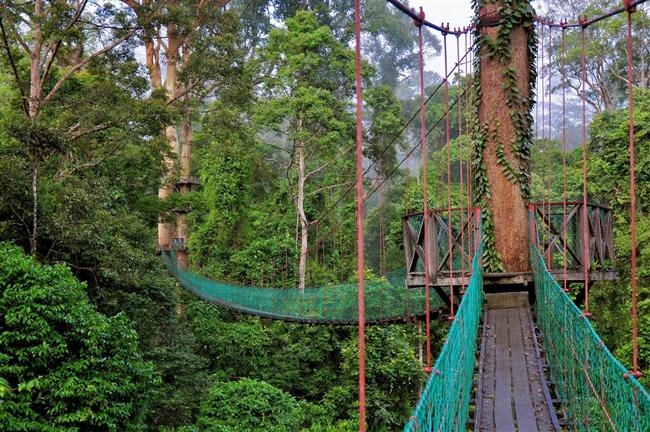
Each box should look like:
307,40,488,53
160,0,650,429
404,244,650,431
163,232,649,430
162,252,445,324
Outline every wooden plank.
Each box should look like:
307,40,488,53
493,309,515,432
507,308,538,431
476,306,560,432
522,307,561,431
477,309,497,432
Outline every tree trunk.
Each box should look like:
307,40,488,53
175,118,192,268
378,170,386,276
30,160,38,254
297,141,308,293
478,1,532,272
27,0,43,254
156,17,181,251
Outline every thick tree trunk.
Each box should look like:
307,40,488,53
156,18,181,251
478,1,531,272
175,119,192,268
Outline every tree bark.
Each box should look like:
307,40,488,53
478,1,532,272
27,0,43,254
297,140,308,293
156,13,182,251
296,143,309,294
175,118,192,268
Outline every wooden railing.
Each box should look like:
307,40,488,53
529,201,615,275
403,201,615,287
403,207,480,287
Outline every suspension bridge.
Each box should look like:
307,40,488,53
161,0,650,430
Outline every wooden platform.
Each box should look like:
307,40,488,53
406,269,616,289
475,294,560,431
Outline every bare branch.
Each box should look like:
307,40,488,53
306,181,354,197
304,143,355,180
8,202,31,239
2,12,31,54
41,0,88,85
68,123,111,141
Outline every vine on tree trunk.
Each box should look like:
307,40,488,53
471,0,537,271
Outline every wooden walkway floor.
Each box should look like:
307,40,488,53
475,294,560,432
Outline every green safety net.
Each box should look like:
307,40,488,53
531,245,650,431
404,240,484,431
162,252,445,324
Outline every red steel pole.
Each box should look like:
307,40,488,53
353,0,367,427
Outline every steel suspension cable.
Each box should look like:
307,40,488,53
300,42,476,258
444,29,455,320
464,30,472,265
456,31,466,292
542,26,553,269
546,26,553,269
367,89,469,207
353,0,366,427
414,8,433,375
561,22,569,292
306,84,472,262
579,19,591,317
624,0,642,379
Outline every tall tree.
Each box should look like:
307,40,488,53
0,0,144,254
122,0,243,261
364,85,405,274
473,0,536,271
254,11,357,291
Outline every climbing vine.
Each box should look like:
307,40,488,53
471,0,537,271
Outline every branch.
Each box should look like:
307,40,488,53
54,145,120,180
40,28,136,108
68,123,110,141
8,201,31,239
66,0,88,30
306,181,353,197
2,12,31,54
0,15,29,115
41,0,87,85
304,143,355,180
304,160,331,181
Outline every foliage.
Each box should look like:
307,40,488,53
0,242,156,431
583,88,650,386
339,325,426,431
196,378,302,431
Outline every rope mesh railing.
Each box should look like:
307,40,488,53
162,253,444,324
404,240,483,431
531,245,650,431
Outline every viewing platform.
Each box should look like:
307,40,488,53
403,202,616,295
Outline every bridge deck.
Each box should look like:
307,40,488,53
475,296,560,432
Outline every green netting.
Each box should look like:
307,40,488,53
531,246,650,431
404,241,484,432
162,253,445,324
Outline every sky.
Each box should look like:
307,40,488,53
421,0,474,29
418,0,474,76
